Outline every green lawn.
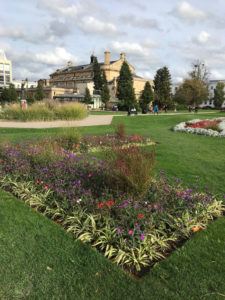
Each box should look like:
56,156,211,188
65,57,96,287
1,112,225,299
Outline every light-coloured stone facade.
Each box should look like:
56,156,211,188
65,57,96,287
0,50,12,88
49,51,152,101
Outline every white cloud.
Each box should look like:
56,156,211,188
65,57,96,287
192,31,211,44
35,47,77,65
171,1,207,22
111,41,152,57
79,16,117,35
37,0,80,17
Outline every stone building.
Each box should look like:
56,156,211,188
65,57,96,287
49,51,152,101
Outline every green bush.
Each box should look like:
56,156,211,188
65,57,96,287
53,102,87,120
1,101,87,121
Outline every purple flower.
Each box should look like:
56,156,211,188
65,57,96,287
140,233,145,241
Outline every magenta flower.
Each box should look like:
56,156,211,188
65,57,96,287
140,233,145,241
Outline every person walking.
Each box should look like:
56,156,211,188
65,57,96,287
153,103,159,115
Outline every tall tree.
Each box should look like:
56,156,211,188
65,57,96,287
101,71,110,108
174,78,208,106
83,87,92,104
189,60,209,84
213,82,225,109
117,61,136,110
93,56,103,93
153,66,172,108
140,81,153,112
35,83,45,101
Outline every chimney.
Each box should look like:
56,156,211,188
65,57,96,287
120,52,126,60
104,50,110,65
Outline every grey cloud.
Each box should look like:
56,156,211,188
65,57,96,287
119,14,161,30
49,20,71,37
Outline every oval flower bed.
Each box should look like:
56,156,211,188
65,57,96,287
0,140,224,276
173,117,225,137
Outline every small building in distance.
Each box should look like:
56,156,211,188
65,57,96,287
0,49,12,89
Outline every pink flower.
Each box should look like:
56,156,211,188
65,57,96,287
128,229,134,236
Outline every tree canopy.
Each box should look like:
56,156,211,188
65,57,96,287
0,84,18,103
174,78,208,106
101,71,110,107
83,87,92,104
213,82,225,109
34,83,45,101
153,66,172,108
117,61,136,110
140,81,153,112
93,57,103,93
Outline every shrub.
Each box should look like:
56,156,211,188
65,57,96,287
110,145,155,197
115,123,126,139
53,102,87,120
1,101,87,121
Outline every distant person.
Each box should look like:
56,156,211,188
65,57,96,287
153,103,159,115
164,104,168,113
188,105,192,113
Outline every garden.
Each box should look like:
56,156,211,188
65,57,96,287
0,119,224,277
0,113,225,299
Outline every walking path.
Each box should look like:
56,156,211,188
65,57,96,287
0,115,114,129
0,111,217,129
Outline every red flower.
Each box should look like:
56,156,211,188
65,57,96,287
44,185,49,190
137,213,144,219
97,202,105,209
128,229,134,235
105,200,115,208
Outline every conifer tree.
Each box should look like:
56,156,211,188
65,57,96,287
101,71,110,108
214,82,225,109
140,81,153,112
93,56,103,93
117,61,136,110
35,83,45,101
154,66,172,107
83,87,92,104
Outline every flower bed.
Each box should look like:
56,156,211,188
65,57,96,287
55,132,154,153
173,118,225,137
0,140,223,276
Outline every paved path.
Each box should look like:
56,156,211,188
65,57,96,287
0,115,114,129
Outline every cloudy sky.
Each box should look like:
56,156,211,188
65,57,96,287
1,0,225,83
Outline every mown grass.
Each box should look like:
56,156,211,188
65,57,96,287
1,189,225,299
0,112,225,299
